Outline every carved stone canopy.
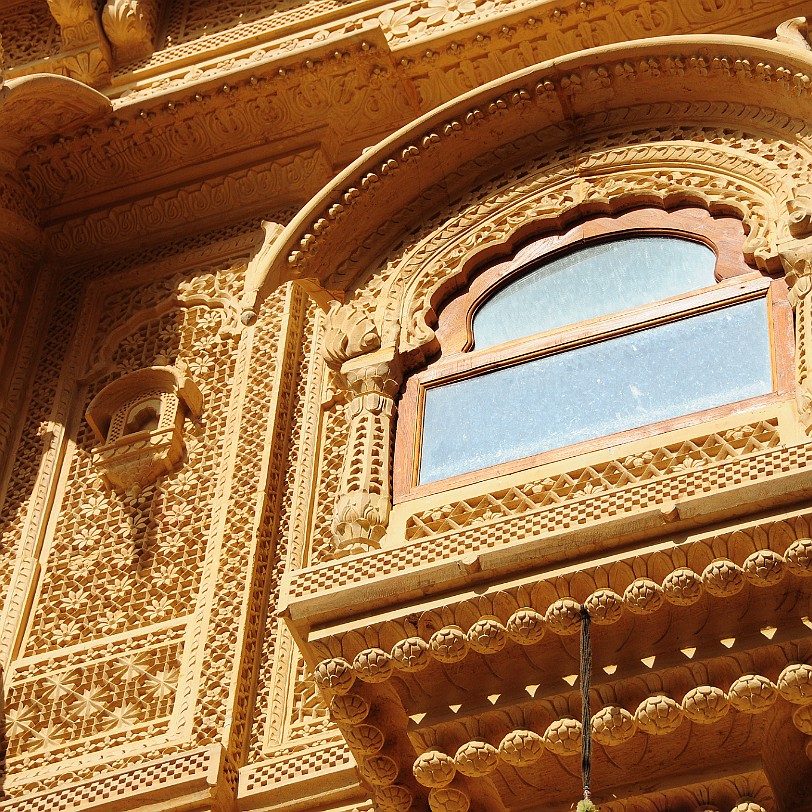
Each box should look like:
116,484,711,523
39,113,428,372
0,74,111,172
86,363,203,495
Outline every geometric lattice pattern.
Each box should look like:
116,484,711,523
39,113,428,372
407,419,780,538
4,747,214,812
5,623,185,767
288,427,803,599
241,737,353,794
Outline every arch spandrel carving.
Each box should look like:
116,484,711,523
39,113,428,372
239,34,812,322
388,149,788,364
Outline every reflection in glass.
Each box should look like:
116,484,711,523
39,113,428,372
473,236,717,350
420,298,771,484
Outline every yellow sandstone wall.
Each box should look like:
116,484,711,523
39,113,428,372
2,2,812,811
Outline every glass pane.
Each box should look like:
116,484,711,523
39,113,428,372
473,236,717,350
419,298,772,484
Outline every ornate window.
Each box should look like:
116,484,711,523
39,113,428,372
395,209,794,498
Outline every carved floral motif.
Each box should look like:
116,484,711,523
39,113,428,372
102,0,159,63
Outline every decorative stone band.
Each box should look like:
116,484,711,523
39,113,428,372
316,660,804,812
287,439,812,603
406,420,780,540
408,664,812,777
0,745,236,812
310,536,812,687
237,736,363,810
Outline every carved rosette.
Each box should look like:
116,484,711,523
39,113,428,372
331,347,403,556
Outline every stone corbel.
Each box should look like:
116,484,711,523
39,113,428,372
324,306,402,557
47,0,101,47
240,220,286,326
102,0,160,65
778,186,812,432
46,0,112,86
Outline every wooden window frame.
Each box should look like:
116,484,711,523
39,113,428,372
394,208,795,502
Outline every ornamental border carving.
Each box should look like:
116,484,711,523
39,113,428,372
388,140,793,362
302,504,812,664
286,437,812,605
245,36,812,315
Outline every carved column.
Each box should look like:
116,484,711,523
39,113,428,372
779,187,812,432
331,347,403,556
322,305,401,557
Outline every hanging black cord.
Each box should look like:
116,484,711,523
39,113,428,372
580,605,593,804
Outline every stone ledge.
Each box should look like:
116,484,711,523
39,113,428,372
282,439,812,632
0,745,235,812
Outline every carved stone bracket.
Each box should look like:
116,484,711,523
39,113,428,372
46,0,112,85
775,17,811,52
240,220,286,326
102,0,160,65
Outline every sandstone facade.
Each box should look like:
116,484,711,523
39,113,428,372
2,2,812,810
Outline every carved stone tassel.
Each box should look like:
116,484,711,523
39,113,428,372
576,606,598,812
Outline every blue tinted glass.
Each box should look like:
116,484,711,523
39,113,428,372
473,236,717,350
419,298,771,484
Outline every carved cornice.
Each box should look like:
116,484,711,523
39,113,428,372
239,35,812,323
44,149,331,261
312,632,806,811
283,432,812,623
301,503,812,664
8,0,807,104
21,31,412,214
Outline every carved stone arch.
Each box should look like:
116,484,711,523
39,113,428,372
389,142,795,364
239,36,812,320
81,272,242,382
240,34,812,556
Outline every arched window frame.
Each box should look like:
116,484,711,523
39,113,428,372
394,208,795,501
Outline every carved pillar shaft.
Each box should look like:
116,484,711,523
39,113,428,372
790,277,812,431
332,348,402,556
779,191,812,432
